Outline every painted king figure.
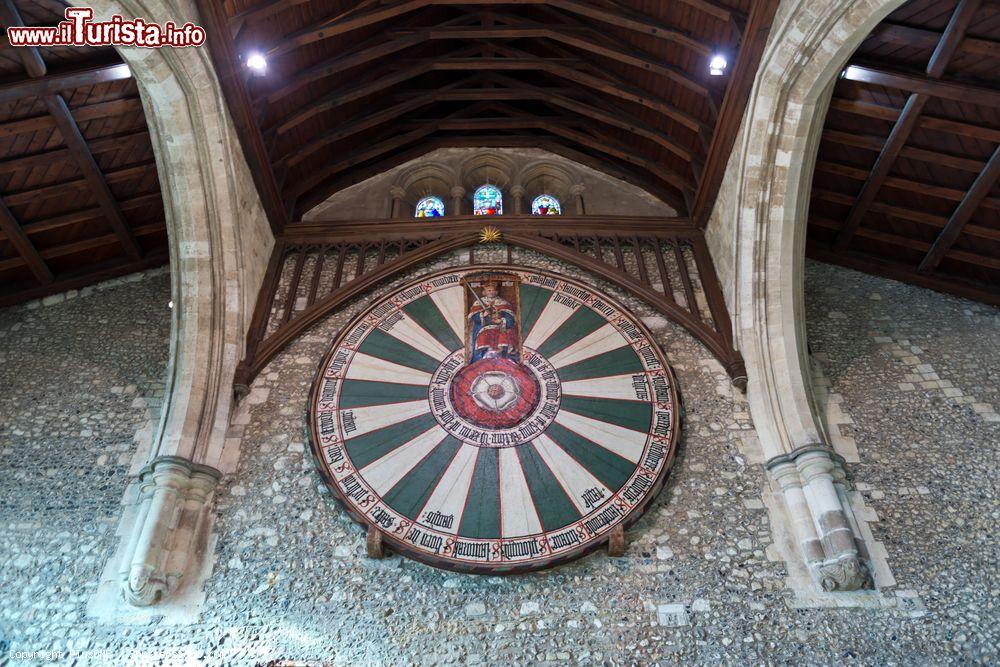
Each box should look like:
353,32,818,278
467,280,520,363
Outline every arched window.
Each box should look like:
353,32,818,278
415,196,445,218
473,184,502,216
531,194,561,215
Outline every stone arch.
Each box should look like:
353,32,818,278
394,162,457,210
78,0,272,611
516,160,576,209
459,151,517,212
720,0,904,461
710,0,906,594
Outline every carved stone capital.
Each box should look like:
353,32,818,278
815,554,873,592
119,456,221,607
510,184,526,197
388,186,407,199
450,185,466,198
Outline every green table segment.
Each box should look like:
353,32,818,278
309,266,680,573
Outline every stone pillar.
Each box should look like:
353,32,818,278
570,183,586,214
118,456,222,606
766,447,872,592
450,186,465,215
510,184,525,214
389,186,407,218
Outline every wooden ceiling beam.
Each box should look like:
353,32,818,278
387,22,711,99
487,72,697,163
230,0,311,25
284,70,695,168
0,0,46,78
832,94,929,249
828,97,1000,144
270,0,714,58
264,11,480,104
2,161,154,207
843,63,1000,108
918,144,1000,274
822,129,985,173
0,221,165,274
288,104,486,199
871,22,1000,60
815,159,1000,210
0,63,132,103
0,129,150,175
44,94,142,260
812,216,1000,271
692,0,780,228
194,0,288,234
0,97,144,139
811,189,1000,243
0,192,162,241
269,44,480,136
277,75,478,167
0,195,53,284
834,0,980,250
481,44,707,132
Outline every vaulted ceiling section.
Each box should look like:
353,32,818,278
0,0,167,306
808,0,1000,305
197,0,778,228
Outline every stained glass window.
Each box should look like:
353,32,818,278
415,196,445,218
473,184,502,216
531,194,561,215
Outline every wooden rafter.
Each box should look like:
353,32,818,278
43,94,142,260
918,144,1000,274
834,0,981,250
383,19,712,100
0,63,131,103
0,0,46,78
828,98,1000,144
872,21,1000,59
268,0,715,58
692,0,780,228
843,62,1000,108
0,194,52,284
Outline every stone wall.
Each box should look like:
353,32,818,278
0,260,996,664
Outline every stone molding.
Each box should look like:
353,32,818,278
118,456,222,606
765,447,872,592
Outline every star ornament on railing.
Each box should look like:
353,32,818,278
479,226,501,243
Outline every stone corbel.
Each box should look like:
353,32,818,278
118,456,222,606
766,446,872,592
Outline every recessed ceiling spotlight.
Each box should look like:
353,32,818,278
246,52,267,73
168,300,174,309
709,54,727,76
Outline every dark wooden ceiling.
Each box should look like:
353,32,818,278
808,0,1000,305
197,0,779,228
0,0,167,306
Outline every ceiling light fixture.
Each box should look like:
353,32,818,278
246,52,267,73
709,54,727,76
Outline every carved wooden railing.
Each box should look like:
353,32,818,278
234,216,745,391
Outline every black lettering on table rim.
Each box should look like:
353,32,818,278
502,539,541,559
